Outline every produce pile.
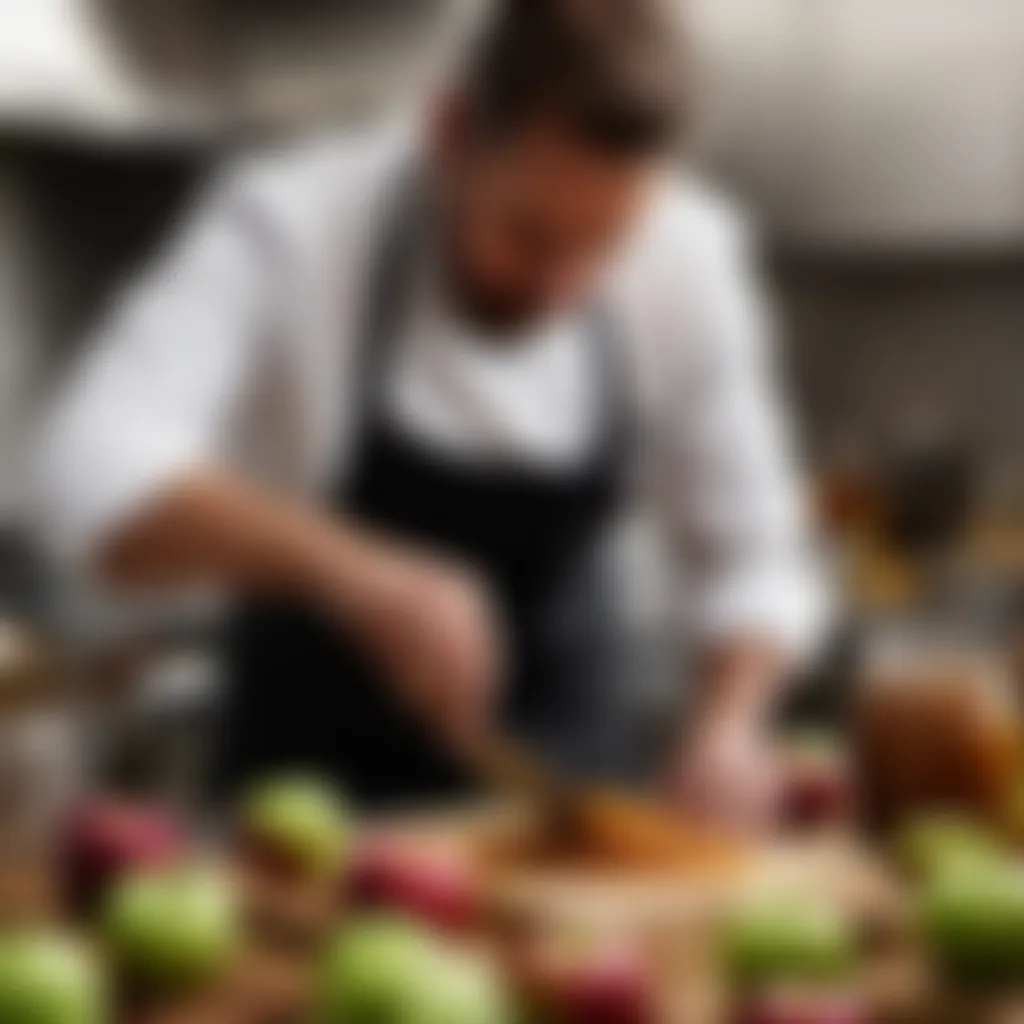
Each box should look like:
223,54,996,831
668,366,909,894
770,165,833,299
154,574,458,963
2,736,1024,1023
0,773,667,1024
718,787,1024,1023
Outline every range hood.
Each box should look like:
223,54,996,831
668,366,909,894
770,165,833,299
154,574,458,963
693,0,1024,249
0,0,477,139
0,0,215,138
7,0,1020,243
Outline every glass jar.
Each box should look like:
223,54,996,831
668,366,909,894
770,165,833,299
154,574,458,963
854,626,1019,832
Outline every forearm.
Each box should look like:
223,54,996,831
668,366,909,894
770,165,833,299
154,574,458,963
695,637,790,725
97,468,371,616
97,467,502,746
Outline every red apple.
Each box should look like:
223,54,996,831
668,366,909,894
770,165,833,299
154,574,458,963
347,835,480,932
734,988,869,1024
61,798,184,915
558,947,656,1024
511,939,656,1024
778,733,854,828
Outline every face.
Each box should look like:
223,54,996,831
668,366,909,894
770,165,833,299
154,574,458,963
432,100,664,330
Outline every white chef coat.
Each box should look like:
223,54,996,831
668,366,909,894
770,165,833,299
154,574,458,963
30,118,825,659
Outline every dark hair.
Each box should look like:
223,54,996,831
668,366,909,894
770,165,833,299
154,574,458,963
465,0,691,155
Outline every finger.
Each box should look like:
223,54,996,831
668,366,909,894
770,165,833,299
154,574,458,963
414,634,485,746
680,766,757,834
728,775,775,834
675,768,719,822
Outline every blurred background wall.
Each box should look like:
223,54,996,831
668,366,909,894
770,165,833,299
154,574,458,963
2,0,1024,511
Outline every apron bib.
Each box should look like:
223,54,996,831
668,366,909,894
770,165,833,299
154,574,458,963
213,171,633,808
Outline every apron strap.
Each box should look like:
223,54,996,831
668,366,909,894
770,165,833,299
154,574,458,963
585,301,637,476
353,162,429,433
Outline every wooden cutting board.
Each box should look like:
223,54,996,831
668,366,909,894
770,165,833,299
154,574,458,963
379,804,909,1023
381,802,899,928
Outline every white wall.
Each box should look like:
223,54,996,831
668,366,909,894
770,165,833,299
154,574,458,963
693,0,1024,247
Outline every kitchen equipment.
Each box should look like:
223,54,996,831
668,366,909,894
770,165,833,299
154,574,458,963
0,619,204,845
878,419,976,560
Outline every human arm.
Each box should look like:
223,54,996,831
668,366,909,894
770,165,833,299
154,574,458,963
98,468,502,747
29,162,501,747
648,194,826,827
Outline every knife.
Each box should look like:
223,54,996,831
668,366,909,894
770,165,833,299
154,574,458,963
467,734,745,870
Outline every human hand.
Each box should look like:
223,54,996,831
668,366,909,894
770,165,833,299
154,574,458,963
663,643,787,832
664,709,781,833
320,534,505,750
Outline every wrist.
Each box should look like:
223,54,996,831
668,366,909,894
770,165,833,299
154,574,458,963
275,511,378,622
698,641,786,730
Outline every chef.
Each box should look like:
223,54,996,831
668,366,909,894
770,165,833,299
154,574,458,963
32,0,822,824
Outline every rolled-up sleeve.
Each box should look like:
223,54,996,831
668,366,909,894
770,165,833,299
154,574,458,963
653,199,827,663
29,164,278,568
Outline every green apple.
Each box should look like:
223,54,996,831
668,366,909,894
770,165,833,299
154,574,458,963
240,773,350,877
101,866,240,991
315,916,439,1023
895,813,1001,881
317,917,509,1024
408,951,510,1024
920,860,1024,985
722,899,856,988
0,932,106,1024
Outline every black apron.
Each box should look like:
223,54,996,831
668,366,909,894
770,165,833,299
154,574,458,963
213,174,632,809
